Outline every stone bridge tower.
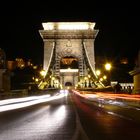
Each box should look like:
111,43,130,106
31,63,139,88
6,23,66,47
39,22,102,89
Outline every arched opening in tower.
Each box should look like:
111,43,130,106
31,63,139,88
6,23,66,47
65,82,73,86
60,56,78,69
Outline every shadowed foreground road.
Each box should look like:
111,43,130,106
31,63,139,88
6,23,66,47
0,90,140,140
0,90,88,140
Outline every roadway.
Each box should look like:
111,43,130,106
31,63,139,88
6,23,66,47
0,90,140,140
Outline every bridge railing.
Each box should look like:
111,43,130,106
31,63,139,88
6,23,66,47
0,89,28,100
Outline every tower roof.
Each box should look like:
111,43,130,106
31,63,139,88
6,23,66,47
39,22,98,39
42,22,96,30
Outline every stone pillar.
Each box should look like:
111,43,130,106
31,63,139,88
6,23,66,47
0,69,11,92
133,73,140,93
0,69,6,91
3,70,11,92
129,50,140,93
129,69,140,94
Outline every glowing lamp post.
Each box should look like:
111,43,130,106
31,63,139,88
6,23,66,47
96,70,101,76
104,63,112,85
105,63,112,71
40,70,46,78
103,75,107,80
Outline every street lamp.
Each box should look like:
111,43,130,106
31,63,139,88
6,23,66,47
105,63,112,71
104,63,112,85
40,70,46,78
35,78,39,83
96,70,101,76
103,75,107,80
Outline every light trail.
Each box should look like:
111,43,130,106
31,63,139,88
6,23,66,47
0,94,51,106
72,90,140,109
72,90,140,102
0,90,69,112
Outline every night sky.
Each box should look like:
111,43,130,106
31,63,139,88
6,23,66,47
0,1,139,68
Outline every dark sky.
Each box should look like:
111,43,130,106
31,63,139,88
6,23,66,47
0,1,139,66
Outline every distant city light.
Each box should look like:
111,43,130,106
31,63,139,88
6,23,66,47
120,58,128,64
33,66,37,69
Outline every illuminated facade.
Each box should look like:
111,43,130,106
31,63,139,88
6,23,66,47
39,22,101,88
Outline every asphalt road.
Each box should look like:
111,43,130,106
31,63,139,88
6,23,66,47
72,91,140,140
0,90,140,140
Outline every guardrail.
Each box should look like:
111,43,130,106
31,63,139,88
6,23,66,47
0,89,28,100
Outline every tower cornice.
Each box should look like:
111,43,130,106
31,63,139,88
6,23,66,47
39,29,99,39
39,22,98,39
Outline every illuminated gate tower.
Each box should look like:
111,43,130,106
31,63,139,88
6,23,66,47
39,22,100,88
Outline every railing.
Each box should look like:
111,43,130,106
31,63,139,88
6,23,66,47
0,89,28,100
